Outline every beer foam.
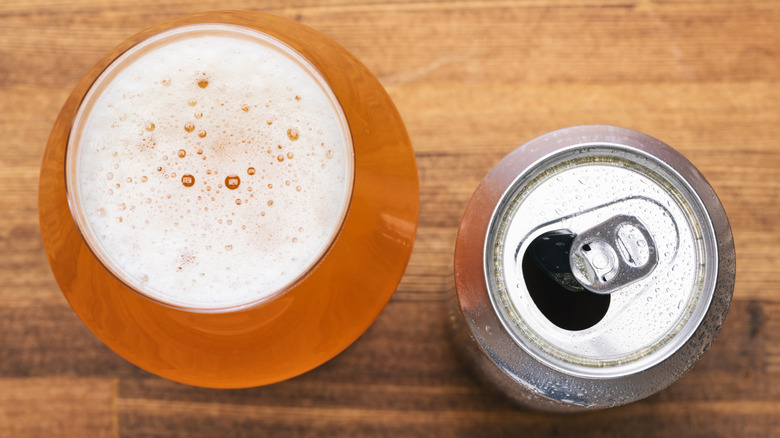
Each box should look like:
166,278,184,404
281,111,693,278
69,25,353,310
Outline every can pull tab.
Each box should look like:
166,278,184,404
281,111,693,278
569,215,658,294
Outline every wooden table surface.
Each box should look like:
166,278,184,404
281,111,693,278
2,0,779,437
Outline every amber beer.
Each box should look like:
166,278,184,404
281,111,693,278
68,23,354,311
39,12,419,388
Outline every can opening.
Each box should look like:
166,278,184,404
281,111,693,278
522,246,610,331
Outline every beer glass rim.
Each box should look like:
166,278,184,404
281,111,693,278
64,23,356,313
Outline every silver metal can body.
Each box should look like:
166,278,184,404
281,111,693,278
452,126,735,412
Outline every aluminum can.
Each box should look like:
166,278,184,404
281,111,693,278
451,125,735,411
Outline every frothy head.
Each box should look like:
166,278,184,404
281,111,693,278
67,24,354,311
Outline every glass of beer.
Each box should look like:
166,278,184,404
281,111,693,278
39,11,419,388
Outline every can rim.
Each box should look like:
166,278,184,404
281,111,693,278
483,142,717,379
454,125,735,409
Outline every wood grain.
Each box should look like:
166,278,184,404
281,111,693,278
1,0,779,436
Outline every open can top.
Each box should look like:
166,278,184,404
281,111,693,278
486,142,718,378
453,125,735,410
